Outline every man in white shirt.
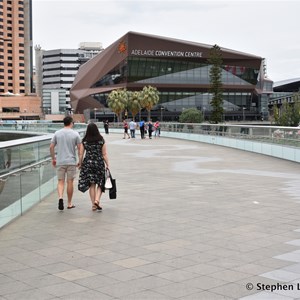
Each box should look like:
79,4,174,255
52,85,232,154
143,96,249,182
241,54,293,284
129,119,137,138
50,116,82,210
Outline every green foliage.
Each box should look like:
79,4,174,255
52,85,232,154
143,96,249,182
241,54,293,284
107,89,128,121
273,95,300,127
127,91,141,120
140,86,160,120
179,108,203,123
208,44,223,123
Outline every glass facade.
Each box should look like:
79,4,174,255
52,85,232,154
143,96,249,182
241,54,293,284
91,56,262,121
71,32,270,121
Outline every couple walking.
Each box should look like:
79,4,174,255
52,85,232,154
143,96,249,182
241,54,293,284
49,117,110,211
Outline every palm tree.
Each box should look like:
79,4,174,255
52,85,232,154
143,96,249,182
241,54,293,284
107,89,128,122
127,91,141,121
140,86,160,121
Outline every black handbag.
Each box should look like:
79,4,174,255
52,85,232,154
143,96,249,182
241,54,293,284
109,178,117,199
106,168,117,199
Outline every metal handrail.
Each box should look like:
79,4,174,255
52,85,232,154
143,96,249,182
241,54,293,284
0,157,51,180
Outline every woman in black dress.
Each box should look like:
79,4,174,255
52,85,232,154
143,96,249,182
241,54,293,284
78,123,109,211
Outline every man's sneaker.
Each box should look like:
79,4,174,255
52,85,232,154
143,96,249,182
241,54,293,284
58,198,64,210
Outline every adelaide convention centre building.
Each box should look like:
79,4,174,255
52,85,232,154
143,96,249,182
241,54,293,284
70,31,273,122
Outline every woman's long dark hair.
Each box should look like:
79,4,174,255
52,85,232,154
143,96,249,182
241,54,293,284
82,122,104,143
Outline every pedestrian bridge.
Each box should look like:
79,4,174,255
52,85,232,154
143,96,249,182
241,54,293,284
0,124,300,299
0,122,300,229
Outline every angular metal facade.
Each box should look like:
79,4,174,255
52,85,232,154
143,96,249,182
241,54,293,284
70,32,264,120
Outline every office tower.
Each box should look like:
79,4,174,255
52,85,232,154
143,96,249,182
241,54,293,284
35,43,103,114
0,0,33,95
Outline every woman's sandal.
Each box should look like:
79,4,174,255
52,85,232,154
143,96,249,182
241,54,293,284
94,201,102,211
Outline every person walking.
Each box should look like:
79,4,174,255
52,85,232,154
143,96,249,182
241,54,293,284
50,116,82,210
154,120,161,137
103,120,109,134
78,123,109,211
139,119,145,139
147,120,153,139
129,119,137,138
123,119,130,139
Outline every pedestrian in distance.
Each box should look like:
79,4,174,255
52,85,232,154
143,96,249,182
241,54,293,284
78,122,109,211
139,119,145,139
123,119,130,139
50,116,82,210
104,119,109,134
129,119,137,138
154,120,161,137
147,120,153,139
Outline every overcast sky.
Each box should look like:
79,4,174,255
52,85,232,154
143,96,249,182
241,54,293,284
32,0,300,83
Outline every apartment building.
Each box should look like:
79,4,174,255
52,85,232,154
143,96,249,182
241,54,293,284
0,0,33,95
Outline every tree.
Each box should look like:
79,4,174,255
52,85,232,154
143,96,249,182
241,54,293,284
107,89,128,122
140,86,160,121
273,95,300,126
208,44,223,123
179,108,203,123
127,91,141,121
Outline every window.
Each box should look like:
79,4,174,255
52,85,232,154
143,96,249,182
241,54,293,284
2,107,19,113
18,33,24,38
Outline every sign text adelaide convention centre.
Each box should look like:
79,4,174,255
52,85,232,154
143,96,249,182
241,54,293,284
131,49,203,58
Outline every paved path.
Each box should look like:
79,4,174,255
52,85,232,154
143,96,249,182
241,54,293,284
1,133,300,299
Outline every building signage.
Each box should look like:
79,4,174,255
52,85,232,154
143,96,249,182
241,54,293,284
131,49,202,58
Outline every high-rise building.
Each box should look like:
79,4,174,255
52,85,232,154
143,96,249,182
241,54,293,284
0,0,33,95
35,43,103,114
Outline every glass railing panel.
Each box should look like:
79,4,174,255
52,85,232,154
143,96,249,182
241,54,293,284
0,171,22,228
0,144,22,228
20,165,40,213
40,160,56,200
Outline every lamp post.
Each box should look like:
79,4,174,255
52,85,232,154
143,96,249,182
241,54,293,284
261,107,265,121
160,107,164,122
203,107,206,121
242,107,246,121
23,109,27,130
94,108,97,121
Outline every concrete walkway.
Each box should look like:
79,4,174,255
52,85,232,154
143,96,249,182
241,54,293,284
1,133,300,299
